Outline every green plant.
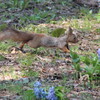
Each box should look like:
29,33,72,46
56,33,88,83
55,86,68,100
51,28,66,37
79,7,93,20
0,55,6,61
21,0,30,10
70,51,82,79
82,56,91,66
80,93,94,100
13,0,19,7
0,24,8,31
18,54,36,66
70,51,100,84
12,0,30,10
0,83,23,94
22,68,39,77
0,41,17,52
7,84,22,94
94,10,100,21
82,55,100,83
29,11,55,22
22,90,35,100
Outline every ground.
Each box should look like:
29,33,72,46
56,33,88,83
0,0,100,100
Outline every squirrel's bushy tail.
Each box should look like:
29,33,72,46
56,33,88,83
0,28,34,42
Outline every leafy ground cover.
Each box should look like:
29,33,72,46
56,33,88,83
0,0,100,100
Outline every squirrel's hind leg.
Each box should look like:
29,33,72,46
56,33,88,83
18,42,26,53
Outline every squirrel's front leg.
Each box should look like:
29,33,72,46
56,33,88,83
18,42,26,53
60,44,70,53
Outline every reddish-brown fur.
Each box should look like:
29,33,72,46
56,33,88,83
0,27,78,53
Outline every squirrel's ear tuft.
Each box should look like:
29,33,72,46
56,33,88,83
68,27,73,35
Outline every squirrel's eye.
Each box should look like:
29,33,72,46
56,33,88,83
74,37,76,39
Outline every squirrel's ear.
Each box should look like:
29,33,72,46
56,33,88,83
68,27,73,35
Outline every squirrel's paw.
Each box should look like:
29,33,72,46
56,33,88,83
8,47,26,54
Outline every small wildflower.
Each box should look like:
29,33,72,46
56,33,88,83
39,88,47,99
34,87,47,99
33,81,47,99
46,87,58,100
34,87,40,99
97,48,100,60
34,81,42,87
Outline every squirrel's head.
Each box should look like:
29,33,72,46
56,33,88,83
66,27,78,43
58,27,79,53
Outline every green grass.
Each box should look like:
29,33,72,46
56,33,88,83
0,83,22,92
0,66,23,79
17,54,36,66
0,81,35,100
0,55,6,61
0,41,17,52
0,1,99,99
0,0,99,31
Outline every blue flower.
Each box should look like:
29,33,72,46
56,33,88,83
34,81,42,87
46,87,58,100
33,81,47,99
33,81,58,100
34,87,47,99
39,88,47,99
34,87,40,99
97,48,100,59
